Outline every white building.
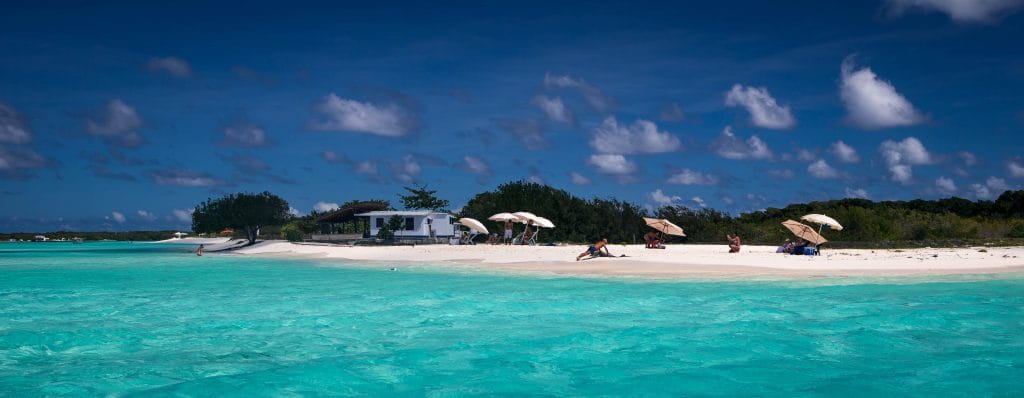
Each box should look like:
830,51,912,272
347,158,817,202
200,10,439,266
356,211,457,241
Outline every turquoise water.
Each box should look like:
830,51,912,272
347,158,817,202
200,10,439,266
2,242,1023,396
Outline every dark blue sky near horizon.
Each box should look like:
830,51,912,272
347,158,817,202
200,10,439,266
1,0,1023,232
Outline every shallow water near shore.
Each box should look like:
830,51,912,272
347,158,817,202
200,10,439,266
2,242,1023,396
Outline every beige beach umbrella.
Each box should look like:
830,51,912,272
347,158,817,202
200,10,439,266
532,216,555,229
782,220,828,245
458,218,489,234
512,211,540,224
800,214,843,231
643,217,686,237
488,213,519,222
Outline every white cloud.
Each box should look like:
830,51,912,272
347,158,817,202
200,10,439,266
86,99,144,147
0,147,48,177
526,175,545,185
288,207,301,217
885,0,1024,23
691,196,707,208
880,137,932,184
808,159,840,179
569,171,591,185
666,168,719,185
222,122,267,147
587,154,637,175
314,201,340,212
840,57,925,130
111,211,126,223
321,151,347,164
172,209,193,222
958,151,978,166
830,141,860,163
531,95,574,125
648,189,681,206
543,72,616,112
308,93,413,137
146,56,192,78
724,84,795,129
1008,159,1024,178
0,102,32,144
845,187,870,199
711,126,772,160
935,176,958,194
462,156,491,175
986,176,1009,191
590,117,681,155
150,169,225,187
392,155,421,183
970,183,992,199
136,210,157,221
354,160,378,175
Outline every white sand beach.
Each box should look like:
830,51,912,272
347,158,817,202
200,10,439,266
234,241,1024,278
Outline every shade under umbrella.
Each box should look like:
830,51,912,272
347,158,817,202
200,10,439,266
532,216,555,229
458,217,489,234
488,212,519,222
800,214,843,231
782,220,828,245
643,217,685,237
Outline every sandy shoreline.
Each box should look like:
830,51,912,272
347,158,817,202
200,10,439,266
231,241,1024,278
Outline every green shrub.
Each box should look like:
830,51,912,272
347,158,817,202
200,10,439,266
281,223,304,242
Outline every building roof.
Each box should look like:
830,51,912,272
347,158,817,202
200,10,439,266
317,201,389,223
355,210,453,217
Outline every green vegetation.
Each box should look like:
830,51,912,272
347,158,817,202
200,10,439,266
191,191,291,245
398,184,450,211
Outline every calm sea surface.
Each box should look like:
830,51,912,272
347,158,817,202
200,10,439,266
2,242,1023,396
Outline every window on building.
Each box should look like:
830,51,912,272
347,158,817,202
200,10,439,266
376,218,384,228
404,217,415,231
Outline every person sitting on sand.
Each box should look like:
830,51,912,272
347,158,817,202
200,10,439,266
790,239,810,255
486,233,499,245
727,234,741,253
644,231,664,249
521,221,534,245
777,239,794,254
195,244,204,256
576,238,611,261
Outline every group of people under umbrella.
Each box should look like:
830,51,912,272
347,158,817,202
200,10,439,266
456,210,843,256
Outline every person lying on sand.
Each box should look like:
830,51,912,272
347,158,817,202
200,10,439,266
577,238,611,261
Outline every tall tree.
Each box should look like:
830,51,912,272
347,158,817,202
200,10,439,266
192,191,291,245
398,184,450,211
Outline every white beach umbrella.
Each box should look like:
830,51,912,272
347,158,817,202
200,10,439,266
458,217,489,234
512,211,539,224
800,214,843,231
488,212,519,222
173,232,188,238
533,216,555,229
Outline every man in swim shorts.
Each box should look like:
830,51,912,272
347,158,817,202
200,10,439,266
576,238,611,261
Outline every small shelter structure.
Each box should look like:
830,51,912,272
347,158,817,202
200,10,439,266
356,210,457,242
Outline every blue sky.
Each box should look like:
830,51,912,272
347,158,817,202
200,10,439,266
2,0,1023,232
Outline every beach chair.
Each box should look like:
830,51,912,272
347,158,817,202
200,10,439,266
511,232,525,245
525,229,539,245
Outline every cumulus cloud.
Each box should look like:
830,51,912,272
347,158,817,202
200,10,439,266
808,159,840,179
648,189,681,206
587,154,637,175
958,151,978,166
494,118,547,150
659,102,685,122
0,103,32,144
1008,159,1024,178
526,174,545,185
724,84,795,129
288,207,301,217
970,183,992,199
569,171,591,185
0,147,49,180
880,137,932,184
390,155,421,183
885,0,1024,23
314,201,340,212
221,122,268,147
111,211,126,223
986,176,1009,191
666,168,719,185
86,99,145,147
136,210,157,221
543,72,616,112
150,169,227,187
935,176,958,194
711,126,772,160
531,95,575,125
172,209,193,222
692,197,707,208
146,56,192,78
845,187,870,199
590,117,681,155
308,93,415,137
840,57,925,130
830,141,860,163
461,155,491,176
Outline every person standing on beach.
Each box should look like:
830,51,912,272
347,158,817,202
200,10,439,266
195,244,205,256
503,220,513,245
727,234,741,253
576,238,611,261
